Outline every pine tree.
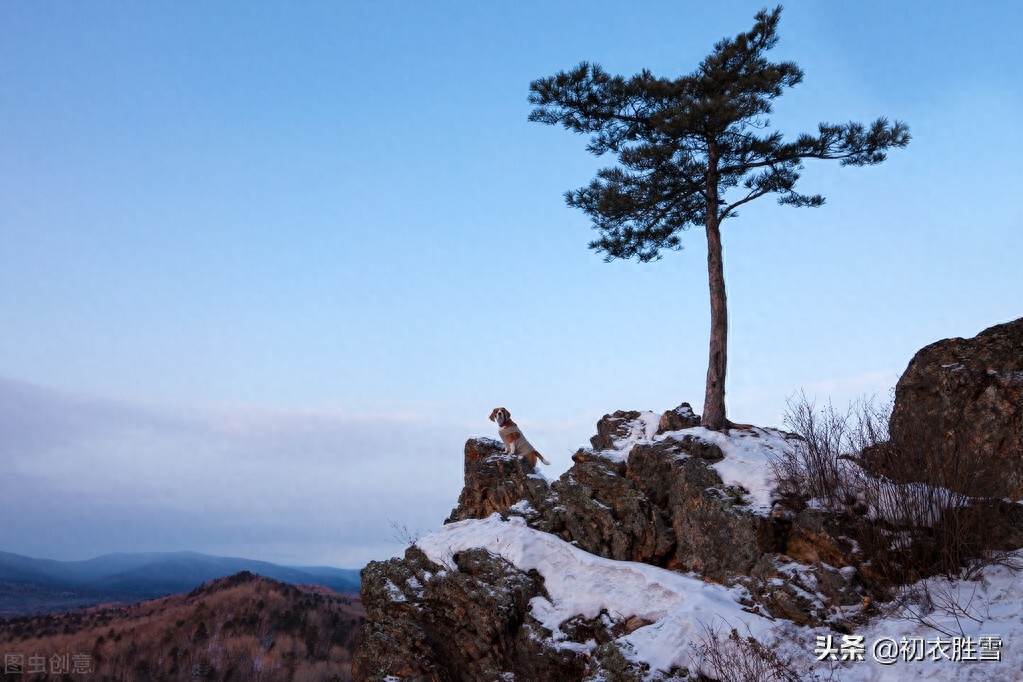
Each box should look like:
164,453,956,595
529,6,909,431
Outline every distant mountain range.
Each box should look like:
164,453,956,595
0,571,365,680
0,550,361,616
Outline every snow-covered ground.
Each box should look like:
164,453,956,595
413,421,1023,681
417,514,1023,681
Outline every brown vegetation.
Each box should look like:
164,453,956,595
0,571,364,682
773,391,1023,599
694,623,820,682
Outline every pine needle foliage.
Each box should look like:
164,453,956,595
528,6,910,430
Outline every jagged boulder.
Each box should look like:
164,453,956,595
355,542,684,681
575,412,784,580
446,438,553,523
656,402,702,433
354,548,438,679
550,455,675,565
589,410,645,451
628,439,772,579
576,413,786,579
670,433,725,462
887,317,1023,498
451,435,676,565
354,546,585,681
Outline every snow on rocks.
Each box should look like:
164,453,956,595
416,514,1023,680
657,425,798,513
417,513,781,674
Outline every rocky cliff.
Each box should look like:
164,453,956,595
353,409,866,680
353,319,1023,680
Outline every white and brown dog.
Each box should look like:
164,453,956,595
489,407,550,467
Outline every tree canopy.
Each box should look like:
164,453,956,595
529,6,909,430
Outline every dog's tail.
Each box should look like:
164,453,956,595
535,452,550,466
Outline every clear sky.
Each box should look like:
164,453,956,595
2,1,1021,568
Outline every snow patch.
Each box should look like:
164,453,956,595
383,578,406,603
508,499,537,516
406,576,424,598
597,411,662,463
657,426,796,513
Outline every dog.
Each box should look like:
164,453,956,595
489,407,550,467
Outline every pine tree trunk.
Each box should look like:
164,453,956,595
702,217,728,431
702,142,728,431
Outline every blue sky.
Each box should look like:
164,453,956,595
2,1,1021,568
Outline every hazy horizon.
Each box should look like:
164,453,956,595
0,545,361,569
2,1,1021,567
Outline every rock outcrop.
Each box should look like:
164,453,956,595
354,546,583,681
445,421,791,579
628,441,773,579
446,438,554,524
354,409,872,679
354,322,1023,679
887,317,1023,498
551,452,676,565
656,402,702,434
588,409,647,451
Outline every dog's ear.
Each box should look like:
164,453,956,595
489,408,499,422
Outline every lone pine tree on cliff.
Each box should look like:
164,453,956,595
529,6,909,431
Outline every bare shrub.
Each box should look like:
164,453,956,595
771,390,888,512
694,622,830,682
887,575,985,638
388,520,422,546
774,390,1022,600
858,410,1023,590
